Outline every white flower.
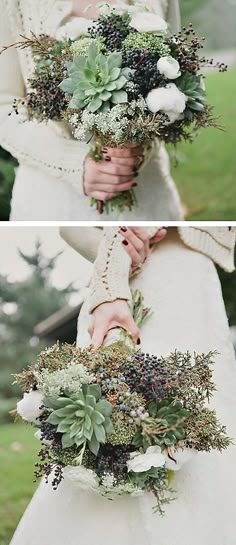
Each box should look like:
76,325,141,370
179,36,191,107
164,447,198,471
127,446,166,473
63,465,98,490
130,12,167,33
146,83,187,122
17,391,44,423
56,18,91,41
157,56,181,80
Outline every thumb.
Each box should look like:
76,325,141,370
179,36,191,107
122,315,140,345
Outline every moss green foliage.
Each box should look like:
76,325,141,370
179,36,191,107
0,148,17,221
60,43,131,112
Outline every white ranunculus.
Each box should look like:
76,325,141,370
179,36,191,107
56,18,92,41
63,465,98,490
157,56,181,80
164,447,198,471
130,12,167,33
127,446,166,473
146,83,187,122
17,391,44,423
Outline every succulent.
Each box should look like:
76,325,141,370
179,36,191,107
60,43,131,112
176,73,206,119
133,399,190,450
46,384,114,456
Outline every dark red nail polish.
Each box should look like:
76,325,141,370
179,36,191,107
105,156,111,161
134,172,139,178
102,148,108,153
122,240,128,246
121,227,127,232
137,338,141,345
133,183,138,187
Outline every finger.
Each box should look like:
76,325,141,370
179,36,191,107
91,320,108,349
89,181,136,193
151,228,167,243
102,146,144,159
106,157,141,168
98,161,136,177
128,227,151,243
94,172,135,186
122,316,140,344
119,227,144,252
89,191,119,201
121,239,142,267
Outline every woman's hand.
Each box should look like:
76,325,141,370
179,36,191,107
83,145,143,202
119,226,167,270
89,300,140,349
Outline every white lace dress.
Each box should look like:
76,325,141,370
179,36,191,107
10,230,236,545
9,0,183,221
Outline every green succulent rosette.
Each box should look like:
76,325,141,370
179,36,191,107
60,43,131,113
46,384,114,457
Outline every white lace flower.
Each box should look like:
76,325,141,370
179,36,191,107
56,18,92,41
63,465,98,490
127,446,166,473
17,391,44,423
130,12,167,33
146,83,187,122
164,447,198,471
157,56,181,80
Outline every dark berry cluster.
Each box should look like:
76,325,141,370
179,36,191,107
94,444,134,480
122,48,167,98
124,352,172,402
26,75,68,121
166,25,206,74
89,14,132,51
34,447,64,490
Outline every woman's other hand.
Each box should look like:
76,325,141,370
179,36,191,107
89,300,140,349
83,144,143,202
119,226,167,271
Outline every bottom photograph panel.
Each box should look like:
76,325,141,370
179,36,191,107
0,225,236,545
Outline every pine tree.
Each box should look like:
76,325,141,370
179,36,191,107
0,241,75,401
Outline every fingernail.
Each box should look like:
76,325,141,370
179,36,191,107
102,148,108,153
137,338,141,345
134,172,139,178
133,167,138,174
120,227,127,232
122,240,129,246
133,183,138,187
105,156,111,161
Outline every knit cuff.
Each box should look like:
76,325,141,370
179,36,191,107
178,227,236,272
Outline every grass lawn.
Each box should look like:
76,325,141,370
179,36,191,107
0,423,38,545
170,68,236,220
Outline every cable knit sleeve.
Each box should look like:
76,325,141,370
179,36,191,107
0,1,88,195
88,227,158,313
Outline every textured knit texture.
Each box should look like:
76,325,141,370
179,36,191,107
0,0,183,220
61,226,236,313
10,229,236,545
88,227,157,312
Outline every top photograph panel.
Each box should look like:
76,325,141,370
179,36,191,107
0,0,235,221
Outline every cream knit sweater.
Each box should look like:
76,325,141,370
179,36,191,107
60,226,236,312
0,0,180,196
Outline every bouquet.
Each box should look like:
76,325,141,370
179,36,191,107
2,3,226,213
14,290,231,515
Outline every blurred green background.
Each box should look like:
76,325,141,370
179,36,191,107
0,0,236,221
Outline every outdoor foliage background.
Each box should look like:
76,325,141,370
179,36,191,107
0,0,236,220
